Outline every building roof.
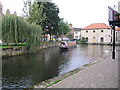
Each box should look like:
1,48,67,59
116,28,120,31
83,23,111,29
74,28,82,31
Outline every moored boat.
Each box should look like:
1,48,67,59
60,41,77,49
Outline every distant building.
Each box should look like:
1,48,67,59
69,24,74,36
73,28,82,40
115,28,120,45
13,11,17,16
81,23,112,44
0,2,3,14
6,9,10,15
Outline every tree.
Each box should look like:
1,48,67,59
28,2,46,25
67,33,73,40
2,14,42,52
22,0,31,18
37,2,60,40
57,20,70,37
0,15,2,41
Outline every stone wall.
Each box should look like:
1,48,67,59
2,43,60,57
2,46,28,57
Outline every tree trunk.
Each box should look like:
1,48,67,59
43,29,45,41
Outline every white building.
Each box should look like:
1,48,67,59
81,23,112,44
115,28,120,45
73,28,82,40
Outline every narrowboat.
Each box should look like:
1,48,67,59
60,41,77,49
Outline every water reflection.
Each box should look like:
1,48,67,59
2,45,113,88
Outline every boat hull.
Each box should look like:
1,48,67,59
60,41,77,49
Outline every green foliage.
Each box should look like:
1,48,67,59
37,2,60,35
80,37,87,44
2,15,27,43
67,33,73,39
2,15,42,52
58,20,70,36
22,0,31,17
28,2,46,25
0,16,2,40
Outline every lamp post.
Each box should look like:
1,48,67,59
112,24,116,59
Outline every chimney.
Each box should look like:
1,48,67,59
13,11,17,15
6,9,10,15
69,24,72,28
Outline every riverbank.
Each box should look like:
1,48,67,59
34,55,118,88
2,44,117,88
33,58,103,88
49,56,118,88
2,42,60,57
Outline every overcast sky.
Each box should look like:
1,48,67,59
1,0,120,28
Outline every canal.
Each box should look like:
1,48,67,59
2,45,113,88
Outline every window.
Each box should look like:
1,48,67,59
101,30,103,32
86,37,88,42
111,36,112,42
86,30,88,33
93,30,95,33
75,32,78,34
111,30,113,35
116,32,117,41
80,35,81,39
75,36,78,39
93,37,96,42
101,37,104,42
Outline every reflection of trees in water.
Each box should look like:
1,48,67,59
2,45,113,88
2,47,71,88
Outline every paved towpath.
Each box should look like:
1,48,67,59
49,55,118,88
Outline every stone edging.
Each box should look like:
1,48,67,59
2,42,60,57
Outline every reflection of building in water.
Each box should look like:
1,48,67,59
86,45,111,58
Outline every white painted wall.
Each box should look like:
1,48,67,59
81,29,112,44
74,31,81,39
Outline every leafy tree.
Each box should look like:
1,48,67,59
67,33,73,40
58,20,70,37
0,16,2,41
80,37,87,44
28,2,46,25
37,2,60,40
22,0,31,18
2,14,42,52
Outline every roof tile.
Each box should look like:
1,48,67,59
83,23,111,29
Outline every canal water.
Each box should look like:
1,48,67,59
2,45,113,88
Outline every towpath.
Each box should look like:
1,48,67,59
49,54,119,88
